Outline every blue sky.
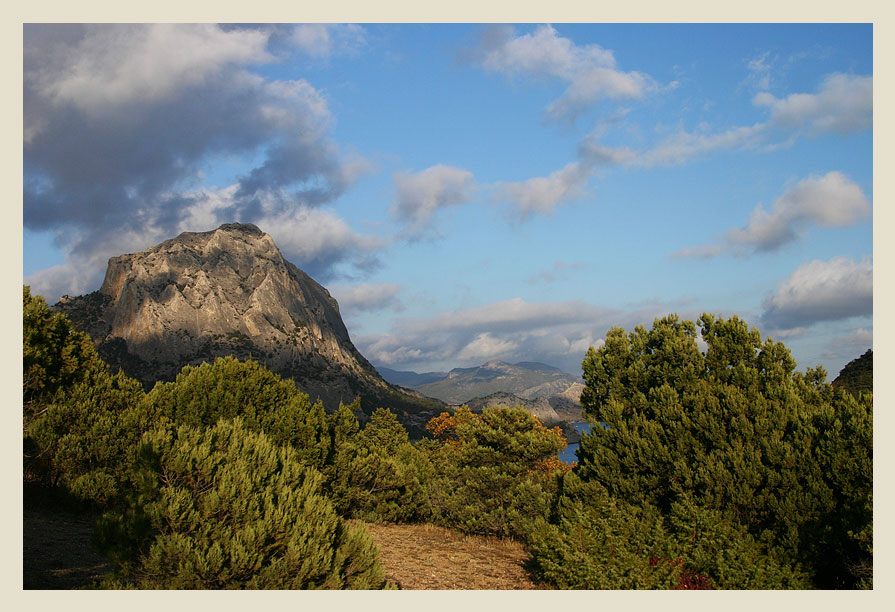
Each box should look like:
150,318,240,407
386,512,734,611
23,23,873,378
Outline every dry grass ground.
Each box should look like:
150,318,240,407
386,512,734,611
362,522,543,590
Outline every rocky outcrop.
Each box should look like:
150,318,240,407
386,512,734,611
465,392,563,424
54,223,442,430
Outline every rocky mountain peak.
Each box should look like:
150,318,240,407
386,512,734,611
216,222,264,235
54,224,436,423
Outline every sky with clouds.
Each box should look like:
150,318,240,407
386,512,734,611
23,23,873,378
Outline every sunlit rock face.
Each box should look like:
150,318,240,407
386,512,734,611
55,223,394,412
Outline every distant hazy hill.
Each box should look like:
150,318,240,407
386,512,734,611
376,366,449,388
833,349,872,396
378,360,584,416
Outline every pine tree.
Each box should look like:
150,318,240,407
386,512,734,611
24,286,148,502
140,357,338,468
422,405,570,538
526,472,682,589
573,314,872,588
28,371,146,504
143,357,299,439
96,418,388,589
325,406,433,523
23,286,107,426
832,349,872,397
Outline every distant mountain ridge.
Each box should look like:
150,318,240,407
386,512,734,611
53,223,442,433
376,367,449,388
377,360,584,422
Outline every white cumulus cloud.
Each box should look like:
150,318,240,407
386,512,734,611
726,172,870,251
329,283,404,314
256,206,387,280
356,296,692,374
469,24,656,121
497,161,592,219
753,73,873,134
291,24,368,58
25,24,378,296
578,73,872,169
673,171,871,258
28,24,271,117
457,333,519,362
760,256,873,332
391,164,477,238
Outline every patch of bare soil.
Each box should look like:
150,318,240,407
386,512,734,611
362,522,544,590
23,506,115,589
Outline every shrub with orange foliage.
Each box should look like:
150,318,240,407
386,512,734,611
425,405,476,443
531,455,574,475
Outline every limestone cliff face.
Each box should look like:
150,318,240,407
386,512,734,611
55,224,430,419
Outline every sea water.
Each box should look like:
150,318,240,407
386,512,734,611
558,421,592,464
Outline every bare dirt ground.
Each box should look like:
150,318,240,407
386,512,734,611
22,505,114,589
362,522,543,590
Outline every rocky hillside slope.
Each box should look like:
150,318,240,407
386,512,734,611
465,391,583,425
379,360,584,421
54,223,441,431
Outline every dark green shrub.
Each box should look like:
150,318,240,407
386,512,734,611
141,357,336,470
23,287,150,503
435,465,556,537
96,418,388,589
142,357,300,439
285,394,334,471
665,496,811,589
529,472,811,590
576,313,872,588
527,472,680,589
422,405,569,538
23,286,118,486
329,400,361,444
27,371,147,504
23,286,106,420
325,407,433,523
832,349,872,397
804,388,873,587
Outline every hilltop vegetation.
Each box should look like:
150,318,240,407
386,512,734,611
23,287,872,589
833,349,872,396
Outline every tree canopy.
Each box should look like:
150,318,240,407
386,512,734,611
832,348,872,397
96,418,388,589
23,286,107,421
569,314,872,588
